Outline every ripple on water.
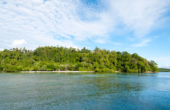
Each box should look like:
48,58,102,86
0,72,170,109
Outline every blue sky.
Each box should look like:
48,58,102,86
0,0,170,68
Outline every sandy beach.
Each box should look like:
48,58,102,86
20,71,95,73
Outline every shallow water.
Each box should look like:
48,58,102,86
0,72,170,110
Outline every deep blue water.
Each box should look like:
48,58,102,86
0,72,170,110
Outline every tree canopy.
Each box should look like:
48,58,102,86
0,46,158,73
159,68,170,72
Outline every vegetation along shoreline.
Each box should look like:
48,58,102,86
0,46,158,73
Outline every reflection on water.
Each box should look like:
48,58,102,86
0,72,170,109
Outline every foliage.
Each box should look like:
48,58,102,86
0,46,158,73
159,68,170,72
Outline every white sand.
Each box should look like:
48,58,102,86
20,71,94,73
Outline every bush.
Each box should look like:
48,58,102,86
0,65,3,71
54,64,59,70
33,65,40,71
78,67,93,71
127,69,138,73
16,66,22,71
59,65,65,71
5,65,17,72
22,67,30,71
47,63,54,70
29,67,34,71
95,68,102,72
102,68,110,72
40,65,47,71
68,64,75,71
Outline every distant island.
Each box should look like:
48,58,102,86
159,68,170,72
0,46,158,73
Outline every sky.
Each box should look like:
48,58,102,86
0,0,170,68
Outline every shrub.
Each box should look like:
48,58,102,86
33,65,40,71
47,63,54,70
40,65,47,71
102,68,110,72
95,68,102,72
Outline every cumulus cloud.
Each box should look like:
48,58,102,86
0,48,4,51
0,0,169,50
11,39,26,48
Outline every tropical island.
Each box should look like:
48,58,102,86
0,46,158,73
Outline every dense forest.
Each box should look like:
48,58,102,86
0,46,158,73
159,68,170,72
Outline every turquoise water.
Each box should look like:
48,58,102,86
0,72,170,110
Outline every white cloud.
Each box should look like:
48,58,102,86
107,0,170,37
131,39,152,47
0,0,115,49
11,39,26,48
0,48,4,51
0,0,169,50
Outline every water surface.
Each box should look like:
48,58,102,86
0,72,170,110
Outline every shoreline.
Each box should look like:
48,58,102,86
1,71,157,73
20,71,95,73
